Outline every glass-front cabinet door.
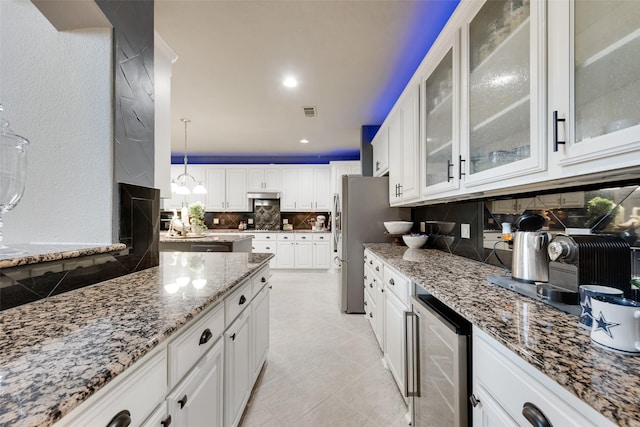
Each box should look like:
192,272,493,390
462,0,545,188
549,0,640,171
422,31,460,196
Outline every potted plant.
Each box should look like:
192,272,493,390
188,201,206,235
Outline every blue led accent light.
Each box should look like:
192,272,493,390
172,150,361,165
370,0,460,125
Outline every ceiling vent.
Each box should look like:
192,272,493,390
303,106,317,118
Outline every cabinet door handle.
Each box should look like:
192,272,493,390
363,300,368,306
458,155,466,179
553,110,566,152
369,283,373,288
446,160,454,182
178,394,188,409
231,333,236,341
239,295,246,305
369,260,373,265
469,394,481,408
369,312,373,318
376,160,380,171
389,278,394,285
106,410,131,427
398,184,403,196
375,266,380,272
161,415,172,427
364,275,368,280
199,328,213,345
522,402,552,427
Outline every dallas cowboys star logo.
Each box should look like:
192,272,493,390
580,297,593,320
593,311,620,339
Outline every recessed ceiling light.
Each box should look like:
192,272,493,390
283,76,298,88
300,139,309,144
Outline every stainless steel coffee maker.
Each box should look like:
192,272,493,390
511,214,550,283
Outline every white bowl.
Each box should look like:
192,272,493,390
402,234,428,249
384,221,413,234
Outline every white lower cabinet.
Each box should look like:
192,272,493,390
252,283,270,381
224,310,252,427
56,267,270,427
55,347,167,427
472,327,616,427
294,241,313,268
272,233,331,269
312,241,330,269
168,339,224,427
384,290,406,395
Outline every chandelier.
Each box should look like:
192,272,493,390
171,118,207,195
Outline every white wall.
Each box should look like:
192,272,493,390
0,0,113,244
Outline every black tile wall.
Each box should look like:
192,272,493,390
95,0,155,242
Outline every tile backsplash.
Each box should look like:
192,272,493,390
411,181,640,269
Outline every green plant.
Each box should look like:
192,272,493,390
587,196,617,223
188,201,206,229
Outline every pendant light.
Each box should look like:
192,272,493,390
172,118,207,195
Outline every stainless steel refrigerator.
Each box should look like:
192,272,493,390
338,175,409,313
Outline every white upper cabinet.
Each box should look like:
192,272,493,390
372,126,390,177
389,83,421,206
204,167,250,212
280,166,331,212
313,167,331,211
422,30,460,196
548,0,640,175
461,0,546,189
247,167,282,192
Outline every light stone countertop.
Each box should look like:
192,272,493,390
0,251,273,427
0,243,127,269
364,243,640,427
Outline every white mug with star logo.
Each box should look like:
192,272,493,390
590,295,640,355
578,285,624,330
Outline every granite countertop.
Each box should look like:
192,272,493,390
364,243,640,427
0,243,127,269
0,251,273,427
159,231,253,243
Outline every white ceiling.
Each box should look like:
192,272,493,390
155,0,456,161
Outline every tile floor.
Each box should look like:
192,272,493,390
240,270,409,427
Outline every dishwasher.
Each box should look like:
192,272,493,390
405,289,471,427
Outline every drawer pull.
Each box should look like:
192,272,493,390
522,402,552,427
268,285,272,289
369,260,373,265
239,295,247,305
469,394,480,408
266,246,271,250
363,301,367,306
161,415,172,427
369,283,373,288
369,312,373,318
199,328,213,345
261,276,266,283
389,278,394,285
178,394,188,409
231,333,236,341
364,275,368,280
375,266,380,272
106,410,131,427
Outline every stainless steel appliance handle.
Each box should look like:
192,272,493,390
404,310,420,398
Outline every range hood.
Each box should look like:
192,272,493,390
247,192,280,199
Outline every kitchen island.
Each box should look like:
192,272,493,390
159,231,253,252
0,251,272,426
364,243,640,427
